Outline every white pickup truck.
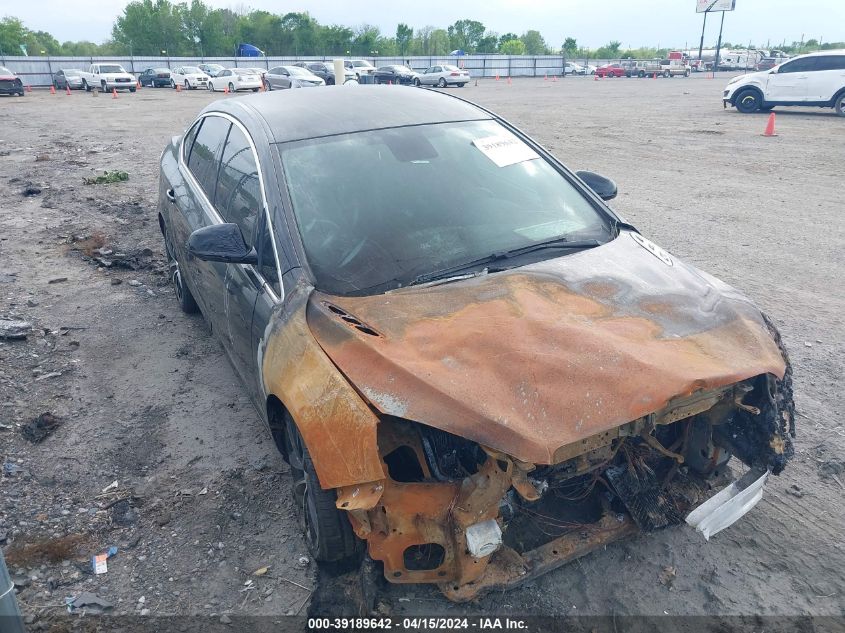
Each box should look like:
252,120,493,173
79,63,137,93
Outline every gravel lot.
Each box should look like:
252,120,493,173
1,75,843,626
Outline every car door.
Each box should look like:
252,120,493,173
212,121,268,387
765,57,817,102
176,114,232,334
807,54,845,101
427,66,441,84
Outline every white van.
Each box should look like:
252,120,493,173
722,50,845,116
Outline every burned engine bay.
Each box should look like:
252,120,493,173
339,368,795,602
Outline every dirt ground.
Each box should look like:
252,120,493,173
1,75,843,627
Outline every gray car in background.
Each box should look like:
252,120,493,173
293,61,357,85
53,69,84,90
264,65,325,90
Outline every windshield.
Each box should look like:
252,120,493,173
443,65,459,71
280,120,611,295
239,69,260,75
181,66,201,74
99,65,125,73
64,69,81,76
352,61,371,67
288,66,312,76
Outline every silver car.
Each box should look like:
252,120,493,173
417,64,471,88
264,65,326,90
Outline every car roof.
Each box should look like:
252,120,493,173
204,86,492,144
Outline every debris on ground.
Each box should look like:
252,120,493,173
92,546,119,574
0,318,31,340
22,183,41,196
5,534,86,566
83,170,129,185
659,566,677,588
3,462,23,476
66,592,114,614
20,412,63,444
47,277,68,284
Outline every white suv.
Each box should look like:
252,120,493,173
723,50,845,116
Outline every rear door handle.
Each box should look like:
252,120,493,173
166,188,176,203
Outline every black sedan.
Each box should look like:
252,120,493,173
138,67,171,87
156,87,793,601
372,64,419,85
53,69,84,90
293,61,357,85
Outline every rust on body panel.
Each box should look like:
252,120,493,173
261,286,385,489
307,234,785,466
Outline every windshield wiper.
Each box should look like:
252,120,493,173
411,238,601,286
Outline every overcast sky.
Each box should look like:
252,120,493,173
7,0,843,49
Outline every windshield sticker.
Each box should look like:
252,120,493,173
472,135,539,168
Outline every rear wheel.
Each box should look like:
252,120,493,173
684,69,691,77
164,226,199,314
207,82,214,92
735,88,762,113
663,70,670,78
835,91,845,117
184,80,190,90
438,77,447,88
228,82,235,93
413,77,421,87
83,80,89,92
284,414,360,563
639,70,645,78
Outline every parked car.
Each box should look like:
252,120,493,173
198,63,225,77
595,64,626,78
138,67,171,88
723,50,845,116
53,68,84,90
622,61,651,78
264,66,325,90
170,66,210,90
0,67,24,96
79,63,136,92
563,62,585,75
157,87,794,602
417,64,471,87
585,64,597,75
344,59,376,78
293,61,357,85
372,65,419,85
207,68,262,92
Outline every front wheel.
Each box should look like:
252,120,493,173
129,87,136,93
684,69,690,77
663,70,670,78
171,79,176,89
735,89,762,113
185,80,190,90
438,77,447,88
413,78,421,87
83,80,89,92
207,82,214,92
284,415,360,563
228,82,235,93
457,83,466,88
639,71,645,78
164,227,199,314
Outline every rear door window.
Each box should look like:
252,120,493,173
779,57,818,73
187,115,231,203
815,55,845,71
215,123,261,245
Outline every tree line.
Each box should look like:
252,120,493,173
1,1,842,59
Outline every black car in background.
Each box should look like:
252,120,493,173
372,65,419,85
0,67,24,96
293,61,356,85
53,69,84,90
139,67,171,87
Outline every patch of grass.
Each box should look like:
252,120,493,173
73,230,107,256
83,170,129,185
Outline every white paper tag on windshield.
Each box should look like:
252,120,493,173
473,134,539,168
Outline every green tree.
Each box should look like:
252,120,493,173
447,19,485,52
429,29,451,55
498,33,518,48
520,30,547,55
476,32,498,53
562,37,577,56
352,24,381,55
499,39,525,55
396,22,413,56
0,17,29,55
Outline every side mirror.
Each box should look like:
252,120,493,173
187,223,257,265
576,170,618,201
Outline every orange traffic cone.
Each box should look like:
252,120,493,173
50,85,56,94
594,73,598,81
224,85,229,94
176,83,182,92
112,88,118,99
495,73,499,81
507,76,511,85
552,74,557,82
136,80,141,89
544,73,548,81
388,80,392,85
762,112,777,137
66,85,71,95
25,84,32,92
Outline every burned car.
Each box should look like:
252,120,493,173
157,87,794,601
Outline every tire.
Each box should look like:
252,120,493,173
663,70,670,78
284,415,360,563
207,82,214,92
639,71,645,78
413,78,421,87
835,91,845,117
252,87,259,92
228,82,235,93
735,88,762,113
171,79,176,89
326,77,334,85
684,69,690,77
184,80,190,90
83,80,89,92
438,77,447,88
457,82,465,88
101,81,107,93
129,87,136,93
164,226,199,314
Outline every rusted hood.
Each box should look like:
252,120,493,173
306,231,786,464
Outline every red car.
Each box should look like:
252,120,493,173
596,64,626,78
0,67,24,96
